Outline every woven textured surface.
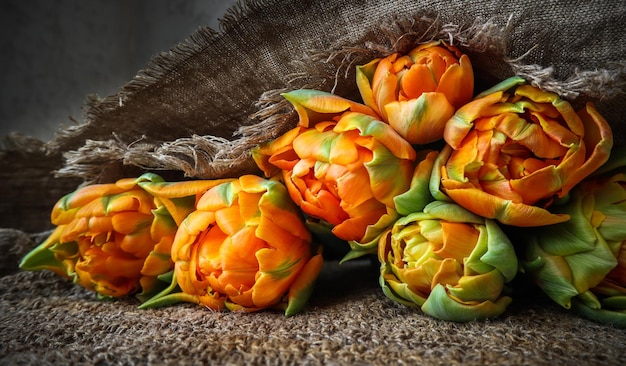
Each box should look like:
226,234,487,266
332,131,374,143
1,259,626,365
1,1,626,364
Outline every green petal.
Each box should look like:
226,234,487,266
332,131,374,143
576,290,601,309
393,150,438,216
563,237,618,293
464,225,492,275
364,141,415,208
380,279,420,307
285,253,323,317
535,194,597,256
429,145,454,202
423,201,484,224
282,89,376,127
474,76,526,99
523,242,579,308
356,59,380,114
422,284,511,321
19,241,67,273
138,292,200,309
480,220,519,282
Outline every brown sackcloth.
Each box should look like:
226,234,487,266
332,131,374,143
1,0,626,364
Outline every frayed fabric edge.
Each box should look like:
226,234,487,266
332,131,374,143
52,12,625,183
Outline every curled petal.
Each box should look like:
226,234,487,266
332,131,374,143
442,182,570,227
422,284,512,322
385,92,455,144
282,89,377,127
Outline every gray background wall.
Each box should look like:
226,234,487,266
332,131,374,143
0,0,238,142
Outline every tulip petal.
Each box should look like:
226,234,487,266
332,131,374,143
436,222,479,262
356,59,381,115
282,89,376,128
18,227,70,276
400,63,438,99
285,251,324,316
447,270,506,303
479,220,519,282
523,250,579,309
385,93,455,144
334,112,416,161
422,284,512,321
436,54,474,108
444,91,504,149
442,185,570,226
393,150,438,216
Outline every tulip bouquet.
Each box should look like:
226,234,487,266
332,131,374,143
20,40,624,326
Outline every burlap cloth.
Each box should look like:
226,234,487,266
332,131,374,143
1,0,626,364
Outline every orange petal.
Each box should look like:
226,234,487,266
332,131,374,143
196,181,240,212
443,186,570,226
214,205,245,236
436,222,479,262
385,93,455,144
400,63,438,99
561,102,613,194
444,92,504,149
436,54,474,108
431,258,463,289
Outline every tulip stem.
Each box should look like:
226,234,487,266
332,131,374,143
138,292,199,309
138,272,190,309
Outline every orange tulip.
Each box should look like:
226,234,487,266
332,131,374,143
139,175,323,316
19,173,205,300
433,76,613,227
356,40,474,144
253,89,425,259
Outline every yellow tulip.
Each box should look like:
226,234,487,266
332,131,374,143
433,76,613,227
139,175,323,316
378,201,518,321
356,40,474,144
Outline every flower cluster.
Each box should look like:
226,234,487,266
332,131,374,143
21,41,625,325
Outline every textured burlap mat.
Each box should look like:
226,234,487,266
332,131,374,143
1,0,626,364
1,257,626,365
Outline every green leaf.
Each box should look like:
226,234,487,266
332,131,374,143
600,295,626,310
138,292,199,309
474,76,526,99
19,243,65,273
571,298,626,328
340,248,375,263
138,272,189,309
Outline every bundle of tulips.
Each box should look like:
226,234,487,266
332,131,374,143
20,40,626,326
